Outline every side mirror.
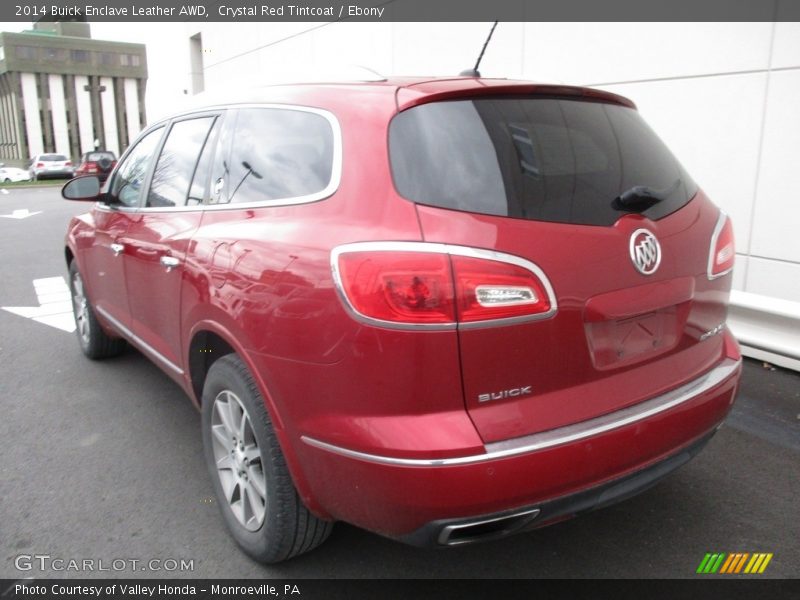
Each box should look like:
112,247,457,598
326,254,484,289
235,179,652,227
62,175,101,201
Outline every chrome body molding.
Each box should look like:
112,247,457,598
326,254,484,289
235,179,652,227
329,241,558,331
95,103,343,214
95,306,184,376
707,210,733,280
301,357,740,467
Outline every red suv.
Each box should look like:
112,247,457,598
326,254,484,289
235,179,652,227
75,151,117,182
62,77,741,563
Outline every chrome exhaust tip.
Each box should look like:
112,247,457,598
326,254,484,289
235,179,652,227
437,507,541,546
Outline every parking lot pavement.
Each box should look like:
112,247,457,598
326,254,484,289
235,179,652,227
0,187,798,579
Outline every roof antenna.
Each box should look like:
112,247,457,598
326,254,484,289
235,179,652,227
460,21,499,78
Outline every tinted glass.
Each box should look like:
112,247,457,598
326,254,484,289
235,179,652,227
148,117,216,208
188,118,219,205
389,98,697,226
216,108,333,205
86,152,115,161
110,127,163,207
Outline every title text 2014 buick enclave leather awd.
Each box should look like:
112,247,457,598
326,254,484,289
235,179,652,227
62,77,741,563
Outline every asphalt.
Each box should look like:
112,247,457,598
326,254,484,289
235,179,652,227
0,187,797,579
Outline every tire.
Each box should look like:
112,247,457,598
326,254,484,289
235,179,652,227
202,354,333,563
68,261,126,359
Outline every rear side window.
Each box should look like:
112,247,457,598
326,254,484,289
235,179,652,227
213,107,334,205
148,116,216,208
389,98,697,226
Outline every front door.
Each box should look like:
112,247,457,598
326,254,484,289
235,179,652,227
82,126,165,329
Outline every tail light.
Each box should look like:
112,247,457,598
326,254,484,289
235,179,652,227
36,162,44,168
332,242,557,329
65,161,72,166
86,162,98,173
708,212,735,279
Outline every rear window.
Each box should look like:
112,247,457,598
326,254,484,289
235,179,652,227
41,154,68,161
86,152,115,161
389,98,697,226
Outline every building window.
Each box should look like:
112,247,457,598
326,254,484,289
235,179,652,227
189,33,204,94
15,45,36,60
120,54,142,67
97,52,117,66
43,48,67,61
71,49,90,63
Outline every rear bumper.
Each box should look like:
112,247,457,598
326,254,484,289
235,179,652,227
297,350,741,541
33,169,74,179
400,429,715,546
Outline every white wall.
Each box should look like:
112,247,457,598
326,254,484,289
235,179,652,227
48,75,70,156
20,72,43,157
184,21,800,303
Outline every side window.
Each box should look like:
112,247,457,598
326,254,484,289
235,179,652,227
109,127,164,207
187,118,220,205
147,116,217,208
213,107,334,205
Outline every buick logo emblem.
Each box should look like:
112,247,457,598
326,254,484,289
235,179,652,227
629,229,661,275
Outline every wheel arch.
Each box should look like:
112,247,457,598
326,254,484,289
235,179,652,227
186,321,330,519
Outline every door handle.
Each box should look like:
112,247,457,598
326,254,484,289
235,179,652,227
160,256,181,272
110,243,124,256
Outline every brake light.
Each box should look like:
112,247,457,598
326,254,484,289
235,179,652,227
335,251,455,324
708,213,735,279
86,162,98,173
332,243,556,328
36,162,44,168
65,161,72,166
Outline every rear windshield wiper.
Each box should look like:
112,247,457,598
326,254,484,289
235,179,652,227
613,179,682,211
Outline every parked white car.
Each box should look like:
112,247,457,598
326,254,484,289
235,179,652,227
28,154,75,180
0,166,32,183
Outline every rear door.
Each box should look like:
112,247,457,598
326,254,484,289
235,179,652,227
122,113,220,371
389,96,731,443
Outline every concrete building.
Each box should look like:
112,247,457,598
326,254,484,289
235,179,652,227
0,20,147,162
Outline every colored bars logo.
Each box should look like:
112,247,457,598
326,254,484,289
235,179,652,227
696,552,773,574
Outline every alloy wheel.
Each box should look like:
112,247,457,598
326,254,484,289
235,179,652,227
210,390,267,531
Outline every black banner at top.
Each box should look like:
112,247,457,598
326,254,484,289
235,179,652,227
3,0,800,22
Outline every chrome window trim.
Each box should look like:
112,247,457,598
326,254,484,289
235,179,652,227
301,357,740,467
95,103,342,214
329,241,558,332
707,210,733,280
95,306,184,376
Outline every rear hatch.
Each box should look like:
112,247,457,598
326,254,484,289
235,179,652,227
389,93,732,443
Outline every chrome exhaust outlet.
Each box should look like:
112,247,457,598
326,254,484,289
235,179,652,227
437,507,541,546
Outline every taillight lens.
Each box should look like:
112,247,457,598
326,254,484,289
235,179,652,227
452,255,551,322
65,161,72,166
336,251,455,324
708,213,735,279
36,162,44,168
333,244,556,328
